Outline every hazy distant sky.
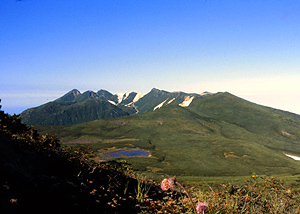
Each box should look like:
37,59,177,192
1,0,300,115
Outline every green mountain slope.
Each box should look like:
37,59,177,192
21,99,130,126
36,92,300,178
188,92,300,151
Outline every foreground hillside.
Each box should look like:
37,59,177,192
37,92,300,179
0,104,175,213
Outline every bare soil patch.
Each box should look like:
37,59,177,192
62,140,94,144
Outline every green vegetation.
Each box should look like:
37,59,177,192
37,92,300,182
194,175,300,213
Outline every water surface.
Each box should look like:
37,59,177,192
109,150,148,157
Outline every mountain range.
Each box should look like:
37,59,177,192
34,89,300,178
21,88,212,126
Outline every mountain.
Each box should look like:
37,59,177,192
21,88,212,126
36,91,300,178
21,99,130,126
55,89,81,101
133,88,208,114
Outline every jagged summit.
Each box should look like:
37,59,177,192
21,88,213,126
56,89,81,101
150,88,160,92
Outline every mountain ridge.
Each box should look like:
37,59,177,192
21,88,213,126
21,87,300,127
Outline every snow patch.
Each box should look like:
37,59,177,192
281,130,292,137
116,93,129,104
167,98,175,104
125,102,140,114
153,99,168,111
200,92,213,96
124,93,129,100
133,93,146,102
125,102,133,107
117,93,125,104
108,100,117,105
179,96,194,107
284,153,300,161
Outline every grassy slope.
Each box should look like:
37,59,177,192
37,92,300,181
188,92,300,152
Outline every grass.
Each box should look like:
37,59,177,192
133,174,300,213
192,175,300,213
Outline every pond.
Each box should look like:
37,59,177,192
109,150,149,157
98,148,150,160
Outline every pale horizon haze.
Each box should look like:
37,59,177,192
1,1,300,115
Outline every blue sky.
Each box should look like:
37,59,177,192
1,0,300,115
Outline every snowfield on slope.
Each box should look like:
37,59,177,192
284,153,300,161
153,99,168,111
179,96,194,107
133,93,146,102
116,93,129,104
167,98,175,104
108,100,117,105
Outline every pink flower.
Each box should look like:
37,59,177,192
196,202,208,213
161,176,177,191
168,176,177,189
161,178,170,191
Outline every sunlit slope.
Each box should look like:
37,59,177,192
37,92,300,177
188,92,300,153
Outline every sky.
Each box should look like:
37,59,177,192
1,0,300,115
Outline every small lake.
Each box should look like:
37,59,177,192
109,150,149,157
98,148,150,159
